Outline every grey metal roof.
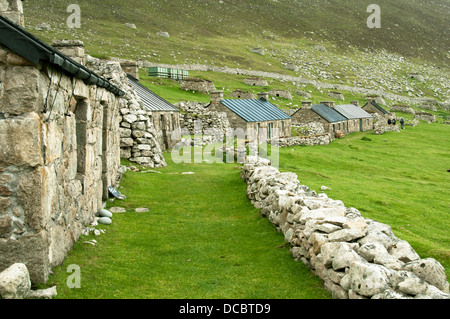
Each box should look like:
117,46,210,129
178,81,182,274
334,104,373,119
312,104,347,123
127,74,179,112
220,98,291,122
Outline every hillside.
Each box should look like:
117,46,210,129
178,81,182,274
22,0,450,103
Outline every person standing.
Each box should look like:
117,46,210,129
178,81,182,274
400,117,405,129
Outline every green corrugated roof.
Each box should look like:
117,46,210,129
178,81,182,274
312,104,347,123
220,99,291,122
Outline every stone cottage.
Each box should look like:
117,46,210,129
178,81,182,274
127,74,180,150
333,104,373,133
0,6,125,284
243,77,268,86
291,102,347,138
206,91,291,140
362,98,389,117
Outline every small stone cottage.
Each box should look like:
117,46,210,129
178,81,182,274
0,5,125,284
291,102,347,138
333,103,373,133
362,98,389,117
207,92,291,140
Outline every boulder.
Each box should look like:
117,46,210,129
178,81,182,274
0,263,31,299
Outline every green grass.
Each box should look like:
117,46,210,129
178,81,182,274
37,154,329,299
278,122,450,279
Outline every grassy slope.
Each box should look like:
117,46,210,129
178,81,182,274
278,123,450,278
40,156,329,299
23,0,449,68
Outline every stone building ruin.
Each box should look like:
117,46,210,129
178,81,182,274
0,7,125,283
180,77,216,93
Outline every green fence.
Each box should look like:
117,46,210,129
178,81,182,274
148,67,188,80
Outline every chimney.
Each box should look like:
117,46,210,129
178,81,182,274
0,0,25,27
210,91,223,104
257,92,269,101
301,101,312,109
52,39,85,65
366,97,374,104
351,100,359,106
121,60,139,80
321,101,335,108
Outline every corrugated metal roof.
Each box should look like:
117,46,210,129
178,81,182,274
220,99,291,122
127,74,179,112
312,104,347,123
334,104,373,119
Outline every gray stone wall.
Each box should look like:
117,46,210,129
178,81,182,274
0,45,122,283
241,156,449,299
180,77,216,93
86,56,167,167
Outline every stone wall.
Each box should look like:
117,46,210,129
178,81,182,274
180,77,216,93
0,45,122,283
230,89,255,99
272,134,332,147
269,89,292,100
241,156,449,299
86,56,167,167
176,101,230,137
415,112,436,123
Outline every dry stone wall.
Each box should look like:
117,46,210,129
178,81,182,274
176,101,230,139
86,56,166,167
241,156,449,299
272,134,332,147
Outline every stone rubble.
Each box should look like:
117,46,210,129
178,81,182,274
240,156,449,299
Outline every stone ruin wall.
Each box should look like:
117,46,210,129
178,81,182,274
175,101,230,145
0,45,122,283
180,77,216,93
241,157,449,299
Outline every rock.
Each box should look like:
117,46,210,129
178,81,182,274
320,186,331,191
97,208,112,218
124,23,137,29
328,92,345,100
328,228,366,242
26,286,57,299
135,207,150,213
388,239,420,263
403,258,450,293
157,31,170,38
98,217,112,225
0,263,31,299
332,244,366,270
35,22,51,31
348,261,396,297
109,207,126,213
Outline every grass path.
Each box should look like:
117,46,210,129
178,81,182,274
41,158,329,299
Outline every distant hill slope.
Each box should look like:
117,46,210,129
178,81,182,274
23,0,449,68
